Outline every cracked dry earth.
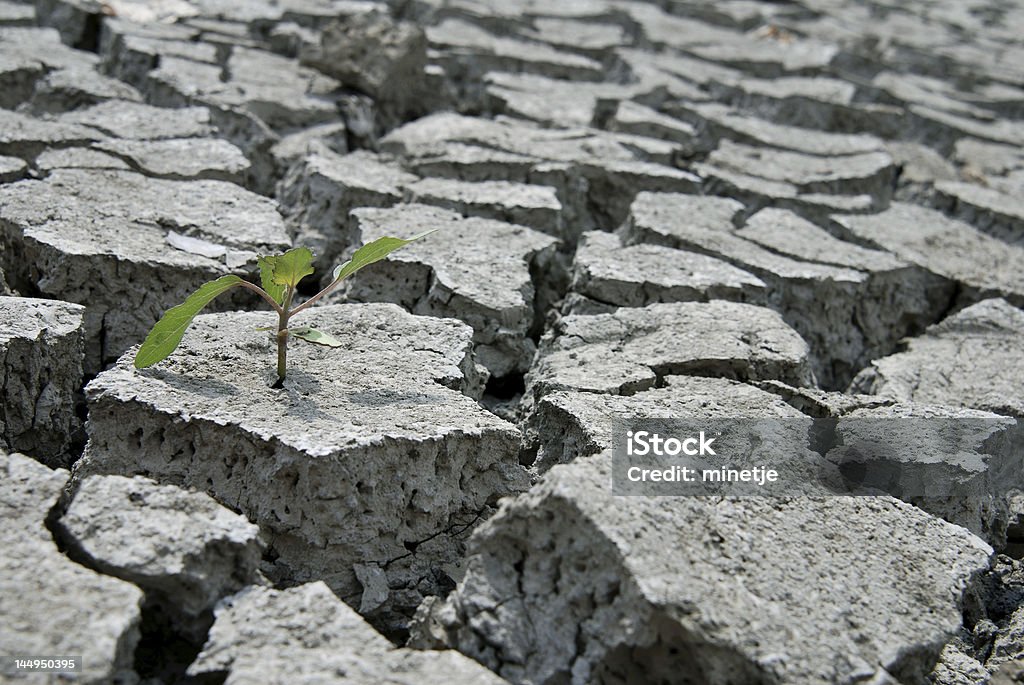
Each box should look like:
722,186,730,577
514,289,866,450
3,0,1024,683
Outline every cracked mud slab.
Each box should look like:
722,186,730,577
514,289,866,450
59,474,264,620
705,139,896,199
58,100,217,140
405,176,563,236
93,137,251,183
412,450,993,685
1,451,143,684
524,300,813,407
0,108,100,159
189,582,508,684
832,203,1024,307
76,303,528,634
932,180,1024,245
565,230,767,314
0,296,84,467
851,298,1024,418
0,168,290,371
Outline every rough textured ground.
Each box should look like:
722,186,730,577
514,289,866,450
2,0,1024,683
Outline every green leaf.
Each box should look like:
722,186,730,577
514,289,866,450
291,327,343,347
267,247,315,290
332,230,435,282
257,255,286,305
134,275,243,369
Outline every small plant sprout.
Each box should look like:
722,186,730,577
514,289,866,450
133,232,433,383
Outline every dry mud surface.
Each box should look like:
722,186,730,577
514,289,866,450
2,0,1024,683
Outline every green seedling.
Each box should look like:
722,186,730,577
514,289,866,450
134,232,432,383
